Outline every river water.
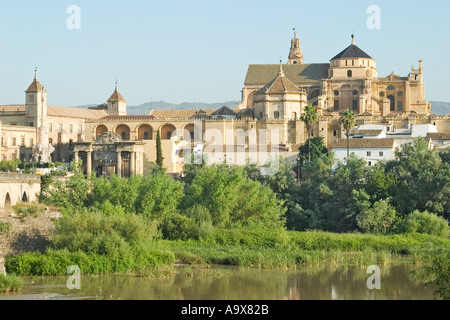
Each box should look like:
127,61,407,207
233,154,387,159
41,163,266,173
0,264,438,300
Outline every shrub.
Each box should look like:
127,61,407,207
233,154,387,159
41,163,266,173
0,221,12,234
0,274,23,292
356,199,398,234
402,211,449,237
160,214,199,241
51,210,159,257
13,203,45,219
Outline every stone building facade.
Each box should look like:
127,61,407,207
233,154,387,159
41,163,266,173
0,33,449,176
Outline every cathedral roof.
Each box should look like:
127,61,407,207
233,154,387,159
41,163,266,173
256,66,302,94
211,106,237,116
331,44,372,60
237,108,254,119
244,64,329,86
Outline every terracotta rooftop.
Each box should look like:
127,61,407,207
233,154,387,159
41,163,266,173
108,89,126,103
150,108,241,119
256,67,302,94
331,138,395,149
0,105,108,119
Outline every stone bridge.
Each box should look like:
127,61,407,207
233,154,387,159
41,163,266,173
0,173,41,209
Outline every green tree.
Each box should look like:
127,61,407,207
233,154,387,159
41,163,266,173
135,172,184,220
340,109,356,163
183,165,286,229
356,198,398,233
385,138,450,219
156,130,164,168
300,104,319,162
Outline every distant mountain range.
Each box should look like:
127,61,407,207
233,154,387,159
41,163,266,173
74,100,450,116
430,101,450,115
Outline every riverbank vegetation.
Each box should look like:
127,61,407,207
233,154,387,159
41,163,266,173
0,274,23,292
3,138,450,298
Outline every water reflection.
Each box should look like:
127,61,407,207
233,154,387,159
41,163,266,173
0,264,437,300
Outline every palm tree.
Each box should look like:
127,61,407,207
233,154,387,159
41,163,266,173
340,109,356,163
300,104,319,162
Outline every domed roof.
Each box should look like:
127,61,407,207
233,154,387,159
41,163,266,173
331,35,372,60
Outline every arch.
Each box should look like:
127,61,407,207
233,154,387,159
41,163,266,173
115,124,131,141
347,70,353,78
388,95,395,112
183,124,196,141
4,193,11,208
160,124,177,140
95,125,108,138
22,192,28,203
247,91,256,109
137,124,153,140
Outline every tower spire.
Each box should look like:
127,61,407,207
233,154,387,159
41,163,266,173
288,29,303,65
351,33,355,45
34,67,38,80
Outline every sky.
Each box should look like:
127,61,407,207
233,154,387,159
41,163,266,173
0,0,449,107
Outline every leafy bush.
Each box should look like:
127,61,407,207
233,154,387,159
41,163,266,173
160,214,199,241
401,211,449,237
356,199,398,233
51,210,159,257
0,274,23,292
13,203,45,219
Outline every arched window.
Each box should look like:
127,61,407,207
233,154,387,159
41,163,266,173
388,95,395,112
274,111,280,119
347,70,353,78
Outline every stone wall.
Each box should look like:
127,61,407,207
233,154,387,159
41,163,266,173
0,209,60,260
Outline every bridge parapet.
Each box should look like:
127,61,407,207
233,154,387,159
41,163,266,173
0,173,41,183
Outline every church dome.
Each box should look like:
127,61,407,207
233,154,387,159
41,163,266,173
331,34,372,60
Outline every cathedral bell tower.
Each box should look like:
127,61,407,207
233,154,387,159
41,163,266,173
288,29,303,65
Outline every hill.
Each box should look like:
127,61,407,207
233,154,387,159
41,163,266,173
430,101,450,115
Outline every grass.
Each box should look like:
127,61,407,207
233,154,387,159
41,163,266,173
0,221,12,234
0,274,23,292
5,228,449,276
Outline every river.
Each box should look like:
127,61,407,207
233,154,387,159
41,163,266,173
0,264,438,300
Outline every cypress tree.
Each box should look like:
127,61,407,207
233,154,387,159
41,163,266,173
156,130,164,168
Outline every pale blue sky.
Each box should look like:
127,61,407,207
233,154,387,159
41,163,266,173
0,0,449,107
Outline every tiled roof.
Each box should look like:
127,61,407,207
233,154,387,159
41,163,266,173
256,71,302,94
427,132,450,140
47,106,109,119
237,108,255,118
0,105,108,119
353,130,383,137
331,138,395,149
331,44,372,60
108,89,126,103
150,108,240,119
100,115,156,121
244,64,329,86
0,105,25,112
211,106,237,116
26,79,45,92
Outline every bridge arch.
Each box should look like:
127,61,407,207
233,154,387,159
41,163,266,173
4,193,11,208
